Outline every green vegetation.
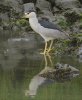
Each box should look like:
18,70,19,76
16,19,28,27
51,32,82,56
0,4,12,13
0,18,2,26
64,11,80,26
58,18,68,30
79,14,82,29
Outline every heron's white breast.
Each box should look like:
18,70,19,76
29,18,40,33
29,18,66,41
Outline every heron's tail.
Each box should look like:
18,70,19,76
63,31,71,40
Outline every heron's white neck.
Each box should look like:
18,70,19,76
29,17,40,33
29,16,38,23
29,16,38,25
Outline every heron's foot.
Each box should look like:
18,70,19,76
40,47,54,55
40,51,47,55
40,49,49,55
40,48,49,55
47,47,54,53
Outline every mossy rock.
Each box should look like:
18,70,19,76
0,18,2,26
79,24,82,29
57,18,68,30
0,4,12,13
79,0,82,4
23,0,37,4
16,19,32,31
64,11,80,26
16,19,28,27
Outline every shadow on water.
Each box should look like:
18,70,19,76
0,32,81,100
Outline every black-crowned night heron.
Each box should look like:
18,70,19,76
24,10,69,54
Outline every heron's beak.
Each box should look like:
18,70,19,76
22,15,28,19
22,13,29,19
22,15,27,19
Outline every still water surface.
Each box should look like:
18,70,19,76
0,32,82,100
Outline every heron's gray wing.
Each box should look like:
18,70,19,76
38,19,62,32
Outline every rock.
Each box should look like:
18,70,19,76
36,0,51,11
74,7,82,13
77,45,82,62
0,0,82,35
0,0,24,32
78,0,82,4
23,3,35,13
55,0,81,10
70,21,82,33
53,14,68,30
22,0,37,4
0,26,3,31
0,13,9,22
0,0,23,13
53,6,60,12
36,0,54,21
64,10,80,25
39,63,79,81
77,46,82,56
45,0,55,7
12,26,20,31
5,0,23,13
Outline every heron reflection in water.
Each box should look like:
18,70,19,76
24,54,79,98
25,54,54,97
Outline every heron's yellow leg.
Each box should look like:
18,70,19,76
40,42,48,54
47,40,54,53
47,54,53,66
44,42,48,54
44,54,48,67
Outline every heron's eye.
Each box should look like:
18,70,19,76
25,13,27,15
25,12,29,15
27,12,30,14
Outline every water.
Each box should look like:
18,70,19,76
0,31,82,100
